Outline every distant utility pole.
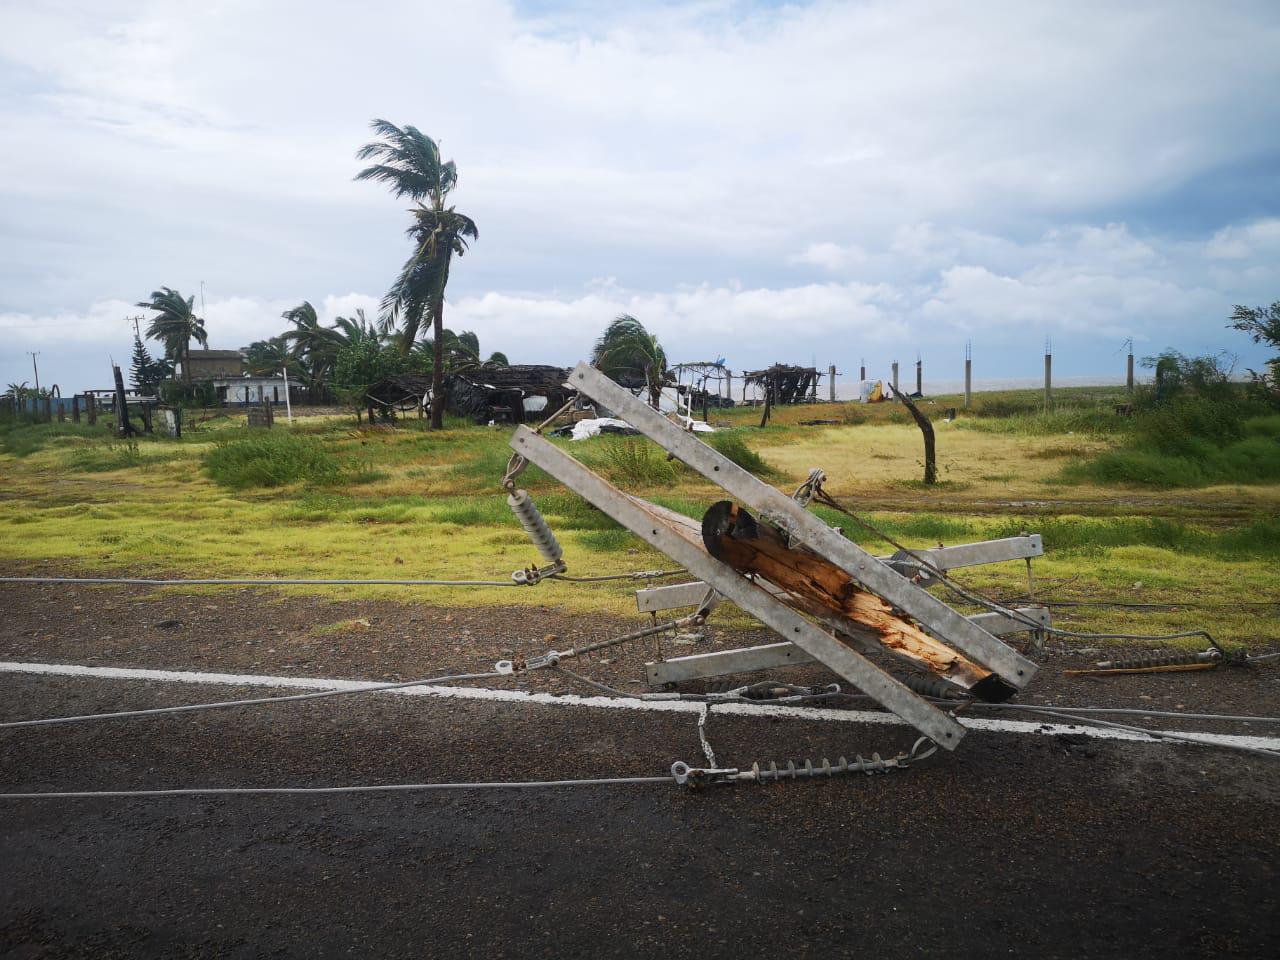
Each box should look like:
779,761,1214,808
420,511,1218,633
1043,337,1053,412
828,363,837,402
964,340,973,409
859,357,866,382
27,351,40,392
915,351,922,396
891,360,900,398
1124,337,1134,393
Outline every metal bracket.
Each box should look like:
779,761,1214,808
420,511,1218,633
644,606,1051,687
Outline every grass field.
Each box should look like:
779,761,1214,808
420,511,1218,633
2,385,1277,650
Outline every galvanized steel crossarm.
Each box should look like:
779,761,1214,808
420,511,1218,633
566,362,1038,690
509,426,965,749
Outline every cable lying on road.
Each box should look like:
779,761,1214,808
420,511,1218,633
0,776,676,800
0,571,685,588
0,671,502,730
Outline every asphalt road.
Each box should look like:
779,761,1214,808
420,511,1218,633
2,669,1279,960
2,581,1278,958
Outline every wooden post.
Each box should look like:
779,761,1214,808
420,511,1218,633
87,394,97,426
44,397,53,423
56,398,65,423
896,389,937,485
265,398,275,428
112,365,136,437
141,403,153,434
72,396,80,423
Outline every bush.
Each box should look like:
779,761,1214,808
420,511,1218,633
706,430,776,477
1066,412,1280,488
589,437,684,486
204,432,341,489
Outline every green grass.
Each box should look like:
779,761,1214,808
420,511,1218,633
706,429,777,477
1065,409,1280,489
2,393,1278,645
204,432,343,489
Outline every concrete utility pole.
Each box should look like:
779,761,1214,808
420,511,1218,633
1043,338,1053,411
891,360,899,397
828,364,836,402
964,341,972,409
915,353,923,396
27,351,40,392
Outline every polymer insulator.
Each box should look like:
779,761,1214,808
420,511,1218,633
506,489,563,565
1094,648,1219,670
902,673,968,701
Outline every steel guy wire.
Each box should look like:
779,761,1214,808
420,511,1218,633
0,776,677,801
0,671,503,730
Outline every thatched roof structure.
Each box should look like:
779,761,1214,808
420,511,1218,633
742,364,821,405
366,365,573,424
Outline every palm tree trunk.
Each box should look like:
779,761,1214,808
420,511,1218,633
429,298,445,430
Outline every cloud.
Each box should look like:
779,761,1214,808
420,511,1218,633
0,1,1278,387
1206,218,1280,260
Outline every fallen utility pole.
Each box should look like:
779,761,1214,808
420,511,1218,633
505,362,1041,751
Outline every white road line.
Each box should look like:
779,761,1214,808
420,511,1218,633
2,660,1278,752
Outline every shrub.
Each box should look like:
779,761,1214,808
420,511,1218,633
204,432,341,489
1066,412,1280,488
706,430,777,477
594,437,684,486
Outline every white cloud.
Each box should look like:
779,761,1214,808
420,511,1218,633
0,1,1278,386
1206,218,1280,260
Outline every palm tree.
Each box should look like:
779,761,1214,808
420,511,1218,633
136,287,208,386
245,336,292,377
355,119,477,429
592,315,669,408
411,329,508,375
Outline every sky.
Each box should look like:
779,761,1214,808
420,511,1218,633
1,0,1278,393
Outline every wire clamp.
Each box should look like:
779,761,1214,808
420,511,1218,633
494,649,566,674
670,761,740,789
511,558,567,586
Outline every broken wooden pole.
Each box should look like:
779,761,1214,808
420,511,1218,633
896,389,937,485
71,396,80,423
87,394,97,426
701,501,1013,701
